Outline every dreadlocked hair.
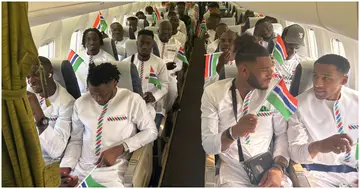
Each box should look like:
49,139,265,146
87,62,121,86
234,34,269,65
82,28,104,49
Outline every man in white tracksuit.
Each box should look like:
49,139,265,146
288,54,358,187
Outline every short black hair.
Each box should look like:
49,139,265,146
138,29,154,39
264,16,278,23
235,34,269,65
255,18,270,27
127,16,138,21
168,11,177,17
136,11,145,16
208,2,219,9
145,6,154,14
38,56,53,72
209,13,221,20
177,2,185,6
87,63,120,86
315,54,350,74
82,28,104,48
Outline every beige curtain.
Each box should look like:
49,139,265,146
2,2,59,187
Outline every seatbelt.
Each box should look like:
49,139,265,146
230,78,245,162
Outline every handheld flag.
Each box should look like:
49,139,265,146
152,7,161,24
266,78,298,120
356,138,359,161
93,12,108,32
148,66,162,89
67,50,84,72
204,52,221,79
77,167,105,188
272,35,288,65
197,22,207,39
176,47,189,65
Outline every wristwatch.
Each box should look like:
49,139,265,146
274,162,287,174
37,117,49,127
226,127,236,140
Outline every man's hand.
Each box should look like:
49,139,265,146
143,92,156,103
216,51,231,73
204,32,210,39
258,167,283,187
231,114,258,138
59,168,78,187
309,133,353,158
166,62,177,70
27,91,45,123
96,144,125,167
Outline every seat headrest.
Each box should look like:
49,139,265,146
101,38,119,61
50,59,81,99
138,19,145,29
125,39,138,58
272,23,283,36
145,26,159,34
220,17,236,26
227,25,242,35
146,15,154,22
249,17,263,28
123,26,130,38
290,61,315,96
224,65,238,79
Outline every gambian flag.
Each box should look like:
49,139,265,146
93,12,108,32
176,47,189,65
197,23,207,38
67,50,84,72
272,34,288,65
267,78,298,120
204,52,221,79
152,7,161,23
149,66,162,89
356,138,359,160
77,175,105,188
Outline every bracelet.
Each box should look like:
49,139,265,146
226,127,236,140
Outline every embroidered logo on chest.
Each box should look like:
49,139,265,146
348,124,359,130
47,117,57,121
257,111,273,117
107,116,128,122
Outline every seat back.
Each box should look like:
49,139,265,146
157,7,166,14
101,38,119,61
146,15,154,22
138,19,145,29
125,39,138,58
272,23,283,35
123,26,130,38
249,17,262,28
50,59,81,99
244,27,255,35
228,25,242,35
220,17,236,26
289,61,314,96
145,26,159,34
219,65,237,80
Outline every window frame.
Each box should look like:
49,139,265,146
38,41,55,58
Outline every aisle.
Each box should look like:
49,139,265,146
160,38,206,187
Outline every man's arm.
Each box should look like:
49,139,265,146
60,103,84,170
39,101,74,159
122,94,158,152
272,111,290,165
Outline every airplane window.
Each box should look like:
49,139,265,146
331,38,346,58
308,29,318,59
38,41,55,58
70,30,82,52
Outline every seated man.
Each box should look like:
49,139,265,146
77,28,116,94
26,56,74,165
127,16,141,40
204,30,237,88
253,18,275,51
204,13,221,45
288,54,358,187
176,2,192,36
168,12,187,48
167,11,187,36
206,23,228,54
123,30,169,127
135,11,150,28
110,22,128,60
60,62,158,187
201,34,290,187
275,24,310,89
203,2,220,21
154,21,183,111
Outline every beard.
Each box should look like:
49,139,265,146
247,72,268,90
